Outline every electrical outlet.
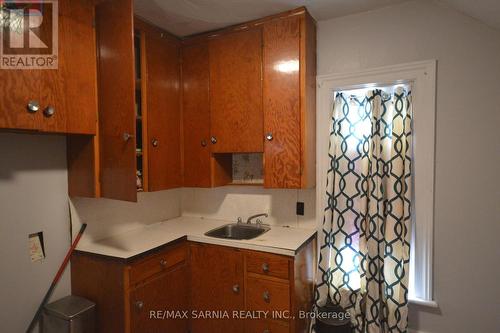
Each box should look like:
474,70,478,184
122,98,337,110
296,202,304,216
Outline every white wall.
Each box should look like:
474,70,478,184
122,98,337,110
0,133,71,333
317,1,500,332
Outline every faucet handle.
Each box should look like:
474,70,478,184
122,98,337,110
237,217,243,224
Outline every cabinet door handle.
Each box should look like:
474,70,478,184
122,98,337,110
265,133,273,141
27,100,40,113
151,138,159,147
43,106,55,118
262,262,270,273
159,259,167,267
210,136,217,144
135,300,144,311
232,284,240,294
123,132,134,142
263,291,270,303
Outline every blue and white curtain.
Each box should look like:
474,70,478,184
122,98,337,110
315,87,413,333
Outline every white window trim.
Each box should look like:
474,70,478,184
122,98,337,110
316,60,438,308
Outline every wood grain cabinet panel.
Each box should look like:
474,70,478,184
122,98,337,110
130,265,189,333
190,243,245,333
209,28,263,153
262,13,316,189
182,42,212,187
263,16,302,188
0,0,97,134
95,0,137,201
144,31,182,190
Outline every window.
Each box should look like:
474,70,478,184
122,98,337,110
316,60,438,307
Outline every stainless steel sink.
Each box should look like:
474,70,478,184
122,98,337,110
204,223,270,240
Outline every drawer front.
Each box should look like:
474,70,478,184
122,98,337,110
247,277,290,314
245,319,289,333
246,252,290,280
129,244,187,285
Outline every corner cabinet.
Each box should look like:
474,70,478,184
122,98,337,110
182,8,316,189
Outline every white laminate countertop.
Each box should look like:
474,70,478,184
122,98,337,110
76,216,317,259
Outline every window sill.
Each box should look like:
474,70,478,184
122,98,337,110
409,297,438,308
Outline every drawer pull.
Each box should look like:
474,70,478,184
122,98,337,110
263,290,271,303
43,106,55,118
27,100,40,113
262,262,270,273
135,300,144,311
232,284,240,294
159,259,167,267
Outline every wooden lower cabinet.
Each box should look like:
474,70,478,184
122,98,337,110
71,238,316,333
130,265,189,333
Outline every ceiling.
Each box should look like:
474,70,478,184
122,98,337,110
133,0,500,37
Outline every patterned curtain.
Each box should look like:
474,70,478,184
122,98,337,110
315,87,413,333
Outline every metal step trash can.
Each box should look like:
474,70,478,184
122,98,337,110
42,295,95,333
315,295,352,333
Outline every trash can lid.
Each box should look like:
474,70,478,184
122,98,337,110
44,295,95,320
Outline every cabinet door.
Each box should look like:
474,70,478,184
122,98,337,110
209,29,263,153
130,265,189,333
0,70,41,131
54,0,97,134
145,32,181,191
182,42,211,187
190,244,245,333
263,16,301,188
95,0,137,201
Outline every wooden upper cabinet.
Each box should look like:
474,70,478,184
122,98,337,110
0,0,97,134
209,28,263,153
263,16,301,188
95,0,137,201
182,42,212,187
263,12,316,189
143,27,182,191
56,0,98,134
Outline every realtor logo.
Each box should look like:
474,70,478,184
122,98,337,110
0,0,58,69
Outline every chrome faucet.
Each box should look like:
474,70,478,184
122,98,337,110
246,213,268,225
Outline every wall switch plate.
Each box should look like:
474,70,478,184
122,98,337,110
29,232,45,263
296,202,304,216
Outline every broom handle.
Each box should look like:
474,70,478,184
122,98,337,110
26,223,87,333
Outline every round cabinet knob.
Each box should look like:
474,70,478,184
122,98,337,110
232,284,240,294
201,139,207,147
265,133,273,141
210,136,217,144
135,301,144,310
151,138,159,147
122,132,134,142
262,263,270,273
263,291,271,303
27,100,40,113
43,106,55,118
159,259,167,267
